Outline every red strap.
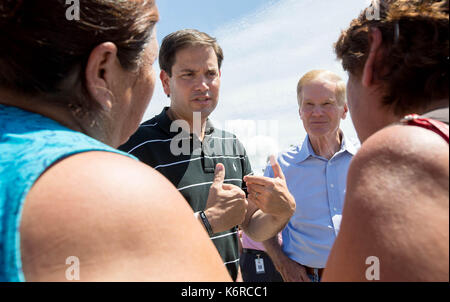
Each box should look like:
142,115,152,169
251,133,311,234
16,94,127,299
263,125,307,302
402,114,449,144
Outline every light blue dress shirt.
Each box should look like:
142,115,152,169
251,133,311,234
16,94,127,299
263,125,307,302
264,132,358,268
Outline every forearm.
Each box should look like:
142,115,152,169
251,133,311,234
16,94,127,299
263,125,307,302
242,209,288,242
262,235,288,270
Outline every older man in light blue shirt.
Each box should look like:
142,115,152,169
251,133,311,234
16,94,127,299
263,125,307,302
264,132,357,281
246,70,359,282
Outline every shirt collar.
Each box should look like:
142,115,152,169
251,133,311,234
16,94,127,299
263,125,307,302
154,107,173,135
340,131,358,156
296,130,358,163
155,107,215,136
296,135,315,163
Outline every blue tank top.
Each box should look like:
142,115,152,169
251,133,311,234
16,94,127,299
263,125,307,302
0,104,136,281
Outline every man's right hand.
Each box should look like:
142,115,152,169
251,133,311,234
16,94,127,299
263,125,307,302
274,254,311,282
204,163,248,234
263,236,311,282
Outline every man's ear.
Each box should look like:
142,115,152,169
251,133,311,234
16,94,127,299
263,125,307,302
160,70,171,98
85,42,118,112
342,103,349,120
362,27,383,88
298,97,303,119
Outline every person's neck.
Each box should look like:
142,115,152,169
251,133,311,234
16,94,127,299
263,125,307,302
166,108,208,141
308,131,343,160
0,88,110,145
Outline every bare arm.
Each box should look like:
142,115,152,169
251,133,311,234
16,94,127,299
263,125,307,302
323,125,449,282
20,151,231,281
240,202,289,242
262,236,310,282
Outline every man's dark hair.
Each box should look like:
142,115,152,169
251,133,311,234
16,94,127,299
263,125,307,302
159,29,224,77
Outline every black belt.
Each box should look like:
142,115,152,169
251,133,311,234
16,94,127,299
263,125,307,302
242,248,267,255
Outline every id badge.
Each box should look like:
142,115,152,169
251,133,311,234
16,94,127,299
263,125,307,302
255,256,265,274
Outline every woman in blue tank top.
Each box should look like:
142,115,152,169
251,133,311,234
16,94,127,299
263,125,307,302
0,1,230,282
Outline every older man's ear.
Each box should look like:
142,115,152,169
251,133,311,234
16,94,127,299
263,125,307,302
342,104,348,120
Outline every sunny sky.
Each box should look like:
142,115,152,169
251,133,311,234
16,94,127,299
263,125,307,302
146,0,370,173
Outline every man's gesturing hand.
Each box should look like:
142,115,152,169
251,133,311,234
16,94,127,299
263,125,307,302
244,155,296,220
275,254,311,282
204,163,248,234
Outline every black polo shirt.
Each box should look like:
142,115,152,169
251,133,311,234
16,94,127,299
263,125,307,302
119,107,253,281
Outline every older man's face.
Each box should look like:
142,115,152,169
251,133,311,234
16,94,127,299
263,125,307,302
299,79,348,139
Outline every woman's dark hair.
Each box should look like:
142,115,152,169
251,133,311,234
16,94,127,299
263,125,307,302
335,0,449,115
0,0,156,112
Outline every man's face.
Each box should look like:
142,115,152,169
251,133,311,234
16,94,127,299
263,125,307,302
299,79,348,138
160,45,221,123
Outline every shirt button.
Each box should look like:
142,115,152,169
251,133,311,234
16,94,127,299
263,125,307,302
330,184,335,188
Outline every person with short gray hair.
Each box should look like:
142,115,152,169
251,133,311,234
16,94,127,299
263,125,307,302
248,69,358,282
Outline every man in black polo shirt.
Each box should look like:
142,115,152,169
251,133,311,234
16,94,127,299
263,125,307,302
119,29,295,281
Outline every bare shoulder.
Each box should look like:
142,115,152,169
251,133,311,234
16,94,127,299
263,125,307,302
20,151,230,281
349,124,449,202
323,125,449,282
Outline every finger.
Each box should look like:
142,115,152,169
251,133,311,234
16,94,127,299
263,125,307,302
222,183,241,190
270,155,285,180
247,194,264,211
242,199,249,218
246,183,266,194
222,185,246,200
212,163,225,188
244,175,274,186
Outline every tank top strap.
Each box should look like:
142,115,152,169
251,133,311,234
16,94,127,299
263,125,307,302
401,114,449,144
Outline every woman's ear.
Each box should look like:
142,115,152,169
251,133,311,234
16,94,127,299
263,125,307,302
85,42,118,112
362,27,383,88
